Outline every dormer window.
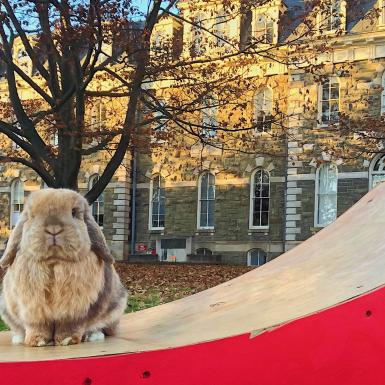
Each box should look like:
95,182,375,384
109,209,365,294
379,0,385,27
318,0,345,33
255,14,274,44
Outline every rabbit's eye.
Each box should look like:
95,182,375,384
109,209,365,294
72,208,78,218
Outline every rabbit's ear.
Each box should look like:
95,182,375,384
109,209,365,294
0,211,27,268
84,204,114,264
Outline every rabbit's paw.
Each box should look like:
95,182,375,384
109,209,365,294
84,331,105,342
11,334,24,345
25,334,50,347
55,334,82,346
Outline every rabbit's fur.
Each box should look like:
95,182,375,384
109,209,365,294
0,189,128,347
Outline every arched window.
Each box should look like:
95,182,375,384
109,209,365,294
198,172,215,229
10,178,24,228
247,248,267,267
249,169,270,229
201,95,218,138
315,163,338,227
318,77,339,125
369,154,385,188
89,174,104,227
149,174,165,230
254,87,273,132
255,14,274,44
196,248,213,256
381,72,385,115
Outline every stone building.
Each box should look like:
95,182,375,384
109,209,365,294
132,0,385,265
1,0,385,266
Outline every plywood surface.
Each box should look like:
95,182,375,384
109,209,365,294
1,183,385,362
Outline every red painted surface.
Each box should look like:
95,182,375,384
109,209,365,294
2,286,385,385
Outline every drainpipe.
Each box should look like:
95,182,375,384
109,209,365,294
282,131,289,255
130,148,138,260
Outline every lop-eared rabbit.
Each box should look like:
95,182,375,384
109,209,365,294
0,189,128,347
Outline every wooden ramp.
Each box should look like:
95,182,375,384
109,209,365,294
1,183,385,385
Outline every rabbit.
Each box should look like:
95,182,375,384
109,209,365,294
0,188,128,347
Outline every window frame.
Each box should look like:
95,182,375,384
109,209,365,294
247,248,267,267
314,163,338,227
249,169,270,230
369,154,385,189
201,95,219,139
190,12,206,57
318,77,340,127
381,72,385,115
149,174,166,231
317,0,345,34
253,87,273,133
89,174,104,229
197,172,215,230
10,178,24,229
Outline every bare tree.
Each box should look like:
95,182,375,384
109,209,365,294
0,0,374,202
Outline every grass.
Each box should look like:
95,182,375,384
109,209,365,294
0,317,8,331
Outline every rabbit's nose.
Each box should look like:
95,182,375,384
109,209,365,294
45,225,63,236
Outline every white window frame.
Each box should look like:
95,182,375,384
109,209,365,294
201,95,218,139
318,77,340,127
253,13,275,44
314,163,338,227
317,0,346,34
149,174,165,231
369,153,385,189
89,174,104,229
214,7,230,48
247,248,267,267
381,72,385,115
190,13,206,57
91,100,107,130
10,178,24,229
197,172,215,230
249,169,270,230
380,0,385,26
254,87,273,133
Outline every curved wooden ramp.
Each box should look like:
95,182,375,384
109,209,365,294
1,183,385,385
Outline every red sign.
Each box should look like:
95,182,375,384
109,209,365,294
136,243,147,252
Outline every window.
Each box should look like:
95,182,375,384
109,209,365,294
320,0,342,32
380,0,385,26
214,9,229,47
381,72,385,115
196,248,213,256
250,169,270,229
247,248,267,267
89,174,104,227
51,133,59,146
10,179,24,229
201,95,218,138
254,87,273,132
315,163,338,227
91,101,107,130
149,175,165,230
240,9,252,49
198,172,215,229
369,154,385,188
318,77,339,125
191,13,206,57
255,14,274,44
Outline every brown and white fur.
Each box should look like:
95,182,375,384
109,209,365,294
0,189,128,347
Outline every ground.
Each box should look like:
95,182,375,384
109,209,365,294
0,263,253,331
